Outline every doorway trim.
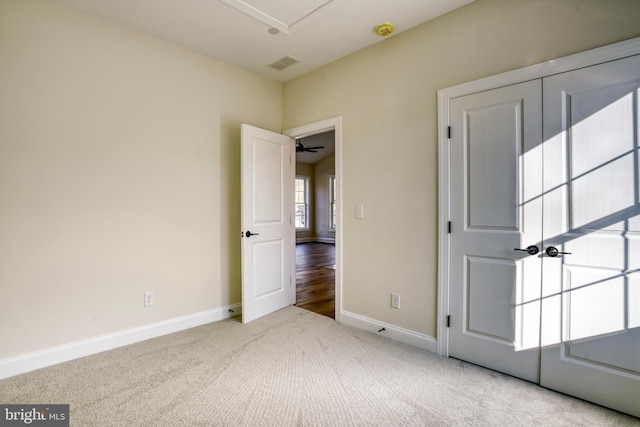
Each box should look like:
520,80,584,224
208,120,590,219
284,116,343,322
436,37,640,356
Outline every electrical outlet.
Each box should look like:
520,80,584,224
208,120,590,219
391,293,400,309
144,291,155,307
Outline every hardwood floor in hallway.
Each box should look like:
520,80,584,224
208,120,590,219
295,242,335,319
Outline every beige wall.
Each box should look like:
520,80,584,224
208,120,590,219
314,154,336,241
283,0,640,337
0,0,282,358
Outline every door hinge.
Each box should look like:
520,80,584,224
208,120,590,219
447,126,451,139
448,221,452,233
447,315,451,328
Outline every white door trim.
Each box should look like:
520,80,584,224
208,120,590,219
284,117,343,322
437,36,640,356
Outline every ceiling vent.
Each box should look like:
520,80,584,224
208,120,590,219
269,55,300,71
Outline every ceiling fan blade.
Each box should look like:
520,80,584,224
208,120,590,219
295,142,324,154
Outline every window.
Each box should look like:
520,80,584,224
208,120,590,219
295,176,309,229
329,175,336,231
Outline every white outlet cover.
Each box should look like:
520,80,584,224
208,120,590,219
391,293,400,309
144,291,155,307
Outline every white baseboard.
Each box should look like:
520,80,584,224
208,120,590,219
340,310,437,353
295,237,336,244
314,237,335,244
0,303,242,380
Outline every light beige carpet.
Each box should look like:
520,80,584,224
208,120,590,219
1,306,638,426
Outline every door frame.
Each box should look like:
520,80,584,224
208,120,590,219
436,37,640,356
284,116,343,321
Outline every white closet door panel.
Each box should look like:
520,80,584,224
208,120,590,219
449,80,543,382
540,54,640,418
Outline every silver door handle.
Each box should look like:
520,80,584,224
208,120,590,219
546,246,570,257
514,245,539,255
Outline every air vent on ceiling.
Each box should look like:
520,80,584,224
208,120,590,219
269,55,300,70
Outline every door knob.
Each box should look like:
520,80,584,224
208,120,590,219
514,245,539,255
245,230,259,238
545,246,571,257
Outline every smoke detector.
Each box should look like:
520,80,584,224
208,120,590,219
375,22,394,37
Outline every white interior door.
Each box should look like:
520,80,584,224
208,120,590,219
449,80,543,382
241,124,293,324
539,54,640,417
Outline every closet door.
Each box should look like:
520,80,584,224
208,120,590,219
540,54,640,417
449,80,543,382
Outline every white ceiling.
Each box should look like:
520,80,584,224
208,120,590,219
57,0,475,83
296,131,335,164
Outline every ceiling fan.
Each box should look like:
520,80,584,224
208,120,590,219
296,141,324,153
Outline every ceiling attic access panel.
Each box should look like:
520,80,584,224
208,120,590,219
221,0,334,34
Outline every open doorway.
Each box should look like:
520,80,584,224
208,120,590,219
295,241,335,318
284,117,342,321
294,131,335,318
